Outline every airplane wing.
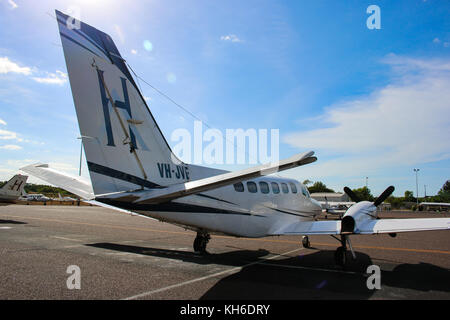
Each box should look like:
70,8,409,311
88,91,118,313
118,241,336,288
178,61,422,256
117,151,317,204
21,151,316,205
357,218,450,234
270,220,342,236
20,163,94,200
270,218,450,236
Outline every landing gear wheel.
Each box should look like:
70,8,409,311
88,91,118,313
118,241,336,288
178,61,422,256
193,233,210,254
334,246,347,266
302,236,311,248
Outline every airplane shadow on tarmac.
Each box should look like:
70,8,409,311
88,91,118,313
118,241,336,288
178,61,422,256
0,219,27,224
200,250,450,299
85,243,450,299
86,242,271,266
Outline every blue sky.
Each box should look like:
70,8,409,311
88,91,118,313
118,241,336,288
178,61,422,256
0,0,449,197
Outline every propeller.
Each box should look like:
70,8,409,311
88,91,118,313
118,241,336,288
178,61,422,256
343,185,395,206
343,186,361,203
373,185,395,206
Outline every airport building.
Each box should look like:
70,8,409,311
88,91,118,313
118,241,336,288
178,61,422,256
310,192,350,202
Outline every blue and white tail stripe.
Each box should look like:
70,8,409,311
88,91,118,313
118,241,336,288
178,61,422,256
56,10,139,95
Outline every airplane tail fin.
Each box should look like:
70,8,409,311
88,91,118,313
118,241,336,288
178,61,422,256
56,10,184,196
1,174,28,197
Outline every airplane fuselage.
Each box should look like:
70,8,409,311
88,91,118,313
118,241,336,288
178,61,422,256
99,175,322,238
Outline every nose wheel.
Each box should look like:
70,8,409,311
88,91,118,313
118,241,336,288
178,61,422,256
302,236,311,248
333,234,356,266
193,232,210,254
334,246,347,266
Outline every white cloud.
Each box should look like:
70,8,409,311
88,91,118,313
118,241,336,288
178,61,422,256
220,34,243,43
432,37,450,48
284,55,450,178
0,57,32,75
0,128,22,141
32,70,67,85
131,49,138,55
0,122,43,146
1,56,68,86
0,144,22,150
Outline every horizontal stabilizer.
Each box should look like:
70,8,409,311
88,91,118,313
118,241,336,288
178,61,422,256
128,151,317,204
20,163,94,200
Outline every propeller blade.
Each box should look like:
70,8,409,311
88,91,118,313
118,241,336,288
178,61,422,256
343,186,361,203
373,185,395,206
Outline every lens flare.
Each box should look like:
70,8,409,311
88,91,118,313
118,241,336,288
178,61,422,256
143,40,153,51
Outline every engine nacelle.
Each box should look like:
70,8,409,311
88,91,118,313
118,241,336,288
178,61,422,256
341,201,378,233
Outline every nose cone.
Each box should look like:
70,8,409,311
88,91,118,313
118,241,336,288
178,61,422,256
310,198,323,211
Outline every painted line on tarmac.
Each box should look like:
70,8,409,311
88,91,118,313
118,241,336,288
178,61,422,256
255,262,362,275
50,236,84,242
122,247,304,300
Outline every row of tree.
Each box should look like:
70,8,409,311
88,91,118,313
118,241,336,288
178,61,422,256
303,179,375,200
0,181,77,198
2,179,449,206
303,179,450,206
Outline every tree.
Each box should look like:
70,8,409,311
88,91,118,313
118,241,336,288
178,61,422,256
352,186,374,201
441,180,450,192
404,190,414,202
302,179,312,186
308,181,334,193
23,183,77,198
437,180,450,202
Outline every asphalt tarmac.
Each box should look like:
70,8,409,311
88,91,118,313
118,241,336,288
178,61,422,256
0,205,449,300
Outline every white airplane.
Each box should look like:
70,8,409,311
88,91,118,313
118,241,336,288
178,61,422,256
57,193,77,202
21,11,450,266
319,198,356,217
21,193,51,202
0,174,28,203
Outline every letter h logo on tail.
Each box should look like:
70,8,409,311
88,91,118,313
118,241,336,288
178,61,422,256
96,69,147,151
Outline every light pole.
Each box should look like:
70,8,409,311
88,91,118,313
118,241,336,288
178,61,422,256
366,177,368,188
413,168,420,205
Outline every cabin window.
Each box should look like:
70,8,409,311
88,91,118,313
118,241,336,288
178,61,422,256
289,182,298,194
247,181,257,193
271,182,280,194
234,182,244,192
301,185,310,198
259,181,270,194
281,183,289,194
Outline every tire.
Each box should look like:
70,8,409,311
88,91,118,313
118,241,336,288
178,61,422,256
302,236,310,248
334,246,347,266
193,236,202,252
